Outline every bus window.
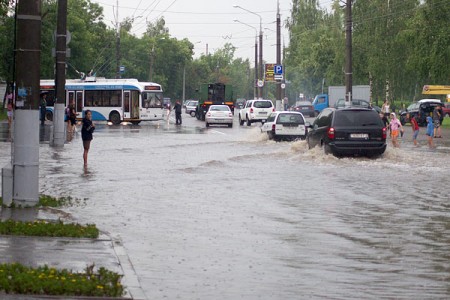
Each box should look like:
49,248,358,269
110,90,121,107
142,91,163,108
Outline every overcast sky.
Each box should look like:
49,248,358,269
91,0,334,64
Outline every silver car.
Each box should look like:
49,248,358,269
205,105,233,128
185,100,198,117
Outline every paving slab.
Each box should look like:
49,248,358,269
0,207,146,300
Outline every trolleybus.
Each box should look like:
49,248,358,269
40,77,166,125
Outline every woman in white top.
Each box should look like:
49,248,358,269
382,100,390,117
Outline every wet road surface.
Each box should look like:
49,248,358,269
1,114,450,299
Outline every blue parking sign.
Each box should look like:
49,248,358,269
274,65,283,75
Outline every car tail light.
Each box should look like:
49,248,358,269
207,112,211,117
228,112,233,117
272,107,275,112
382,127,387,139
327,127,335,139
250,107,254,113
271,124,276,132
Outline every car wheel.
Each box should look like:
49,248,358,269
228,123,233,128
246,116,251,126
239,115,244,126
307,136,313,149
190,111,196,117
267,132,273,140
323,142,330,155
45,111,53,122
206,122,210,127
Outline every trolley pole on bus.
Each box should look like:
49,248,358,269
52,0,68,147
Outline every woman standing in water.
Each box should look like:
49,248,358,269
81,110,95,167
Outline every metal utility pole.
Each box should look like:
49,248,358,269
254,39,258,99
52,0,68,147
233,5,263,99
259,26,263,99
233,19,258,99
345,0,353,104
8,0,41,206
115,0,121,78
276,2,282,102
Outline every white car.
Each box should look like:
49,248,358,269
261,111,307,141
239,99,274,126
205,105,234,128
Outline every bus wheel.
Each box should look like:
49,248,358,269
110,112,121,125
45,111,53,122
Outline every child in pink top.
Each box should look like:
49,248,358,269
389,112,404,148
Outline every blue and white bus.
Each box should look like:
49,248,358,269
40,77,166,125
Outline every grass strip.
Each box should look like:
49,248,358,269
0,219,99,238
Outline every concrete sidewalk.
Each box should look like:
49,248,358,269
0,207,146,300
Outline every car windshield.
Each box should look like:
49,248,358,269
334,110,382,127
254,101,272,108
277,113,304,124
407,103,417,110
296,101,311,106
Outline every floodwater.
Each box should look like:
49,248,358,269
1,114,450,300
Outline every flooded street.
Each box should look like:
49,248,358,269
1,114,450,299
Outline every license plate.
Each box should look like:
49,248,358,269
350,133,369,139
259,112,267,115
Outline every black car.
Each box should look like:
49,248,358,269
290,101,315,117
307,107,387,157
399,99,442,126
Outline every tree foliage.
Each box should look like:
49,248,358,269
285,0,450,105
3,1,445,106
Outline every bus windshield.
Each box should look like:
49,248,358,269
142,91,163,108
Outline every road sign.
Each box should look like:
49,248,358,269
274,65,283,75
274,75,283,80
257,80,264,87
265,64,275,82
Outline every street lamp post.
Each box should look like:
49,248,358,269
233,5,263,99
234,20,258,99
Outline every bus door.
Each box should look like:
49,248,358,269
76,91,83,118
123,91,131,120
129,90,139,119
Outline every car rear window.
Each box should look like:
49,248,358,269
333,110,383,127
210,106,229,111
277,113,305,125
254,101,273,108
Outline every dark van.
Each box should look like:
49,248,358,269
307,107,387,157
